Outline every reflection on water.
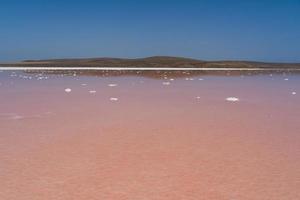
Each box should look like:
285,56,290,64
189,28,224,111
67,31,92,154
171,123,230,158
0,70,300,200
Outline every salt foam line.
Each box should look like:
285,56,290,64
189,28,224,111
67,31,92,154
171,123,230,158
0,67,299,71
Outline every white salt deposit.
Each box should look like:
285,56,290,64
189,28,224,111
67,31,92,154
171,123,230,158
226,97,240,102
11,115,24,120
185,78,194,81
89,90,96,94
65,88,72,93
0,113,24,120
292,92,296,95
110,97,118,101
108,84,118,87
162,82,171,85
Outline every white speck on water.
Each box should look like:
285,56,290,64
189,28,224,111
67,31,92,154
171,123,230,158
65,88,72,93
226,97,240,102
292,92,296,95
198,78,204,81
108,84,118,87
89,90,96,94
170,78,175,81
11,115,24,120
81,83,87,86
162,82,171,85
284,78,289,81
110,97,118,101
36,76,49,80
0,113,24,120
196,96,201,100
185,78,194,81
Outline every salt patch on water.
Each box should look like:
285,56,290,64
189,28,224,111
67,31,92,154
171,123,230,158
292,92,296,95
226,97,240,102
196,96,201,100
185,78,194,81
0,113,24,120
65,88,72,93
81,83,87,86
110,97,118,101
162,82,171,85
89,90,96,94
284,78,289,81
37,76,48,80
108,84,118,87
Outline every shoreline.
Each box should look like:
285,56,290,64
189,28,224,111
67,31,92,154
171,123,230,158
1,67,300,71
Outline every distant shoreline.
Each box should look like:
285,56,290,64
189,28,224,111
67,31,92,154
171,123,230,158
1,56,300,69
1,67,300,71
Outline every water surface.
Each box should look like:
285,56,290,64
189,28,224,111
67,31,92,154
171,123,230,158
0,70,299,199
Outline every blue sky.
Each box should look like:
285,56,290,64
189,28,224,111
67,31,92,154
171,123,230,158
0,0,299,62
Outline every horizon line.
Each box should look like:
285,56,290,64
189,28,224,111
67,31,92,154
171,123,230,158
1,67,300,71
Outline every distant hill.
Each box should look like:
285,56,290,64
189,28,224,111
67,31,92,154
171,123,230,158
1,56,300,69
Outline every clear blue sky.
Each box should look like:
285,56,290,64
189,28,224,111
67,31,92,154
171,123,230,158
0,0,299,62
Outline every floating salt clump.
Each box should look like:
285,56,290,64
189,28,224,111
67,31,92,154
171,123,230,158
110,97,118,101
0,113,24,120
170,78,174,81
65,88,72,93
198,78,204,81
292,92,296,95
11,115,24,120
185,78,194,81
162,82,170,85
37,76,48,80
81,83,87,86
89,90,96,94
108,84,118,87
196,96,201,100
226,97,240,102
284,78,289,81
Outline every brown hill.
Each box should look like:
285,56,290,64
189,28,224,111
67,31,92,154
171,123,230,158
1,56,300,69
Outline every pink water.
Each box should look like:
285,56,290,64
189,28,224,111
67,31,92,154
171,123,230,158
0,71,299,199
